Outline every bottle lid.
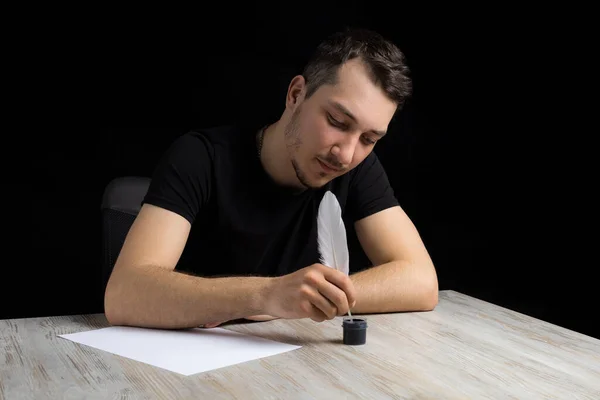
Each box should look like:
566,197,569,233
342,317,368,345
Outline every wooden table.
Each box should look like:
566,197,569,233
1,290,599,399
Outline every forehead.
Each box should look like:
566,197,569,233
313,59,397,128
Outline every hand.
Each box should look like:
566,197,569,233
244,314,279,322
202,315,279,328
201,321,224,328
264,263,356,322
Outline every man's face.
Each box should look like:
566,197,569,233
284,58,397,189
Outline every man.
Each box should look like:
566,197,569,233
104,28,438,329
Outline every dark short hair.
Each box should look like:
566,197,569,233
302,27,412,109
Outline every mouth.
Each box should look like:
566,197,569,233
317,158,341,174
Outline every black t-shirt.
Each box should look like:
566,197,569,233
142,124,399,277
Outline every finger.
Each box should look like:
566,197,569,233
245,315,279,321
203,322,222,328
307,288,338,320
309,304,328,323
320,267,357,307
317,279,349,316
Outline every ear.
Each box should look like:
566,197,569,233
286,75,306,110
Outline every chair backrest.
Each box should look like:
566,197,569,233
100,176,151,291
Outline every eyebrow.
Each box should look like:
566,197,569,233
329,101,387,137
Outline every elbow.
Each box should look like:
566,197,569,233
422,286,439,311
104,307,119,326
420,270,439,311
103,288,120,326
103,275,126,326
104,301,119,326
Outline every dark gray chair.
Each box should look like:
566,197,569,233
100,176,151,291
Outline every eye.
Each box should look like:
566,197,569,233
327,114,346,129
362,136,376,145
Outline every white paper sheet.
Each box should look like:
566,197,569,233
59,326,301,376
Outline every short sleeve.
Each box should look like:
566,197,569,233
142,132,213,224
345,151,399,222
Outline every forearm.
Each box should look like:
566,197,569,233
104,265,270,329
350,260,438,314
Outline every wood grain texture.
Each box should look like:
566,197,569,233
1,290,599,399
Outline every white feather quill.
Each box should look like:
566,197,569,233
317,190,352,316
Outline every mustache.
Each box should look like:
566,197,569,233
319,156,345,170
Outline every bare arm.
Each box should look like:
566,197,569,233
104,204,270,329
350,206,439,314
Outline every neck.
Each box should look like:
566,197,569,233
259,120,305,191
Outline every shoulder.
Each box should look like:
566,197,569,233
333,150,398,222
187,124,258,149
349,150,384,182
332,150,386,193
325,151,380,206
143,125,250,223
161,124,253,163
179,125,234,150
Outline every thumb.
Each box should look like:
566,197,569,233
202,321,223,328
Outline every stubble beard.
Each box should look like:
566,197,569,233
284,108,324,190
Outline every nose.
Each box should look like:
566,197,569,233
330,135,359,167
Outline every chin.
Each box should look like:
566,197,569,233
300,178,327,190
293,158,339,189
295,171,327,190
309,172,338,189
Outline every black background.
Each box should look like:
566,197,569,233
5,6,596,339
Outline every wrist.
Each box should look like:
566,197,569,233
255,276,277,316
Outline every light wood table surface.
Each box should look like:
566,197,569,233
1,290,599,399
